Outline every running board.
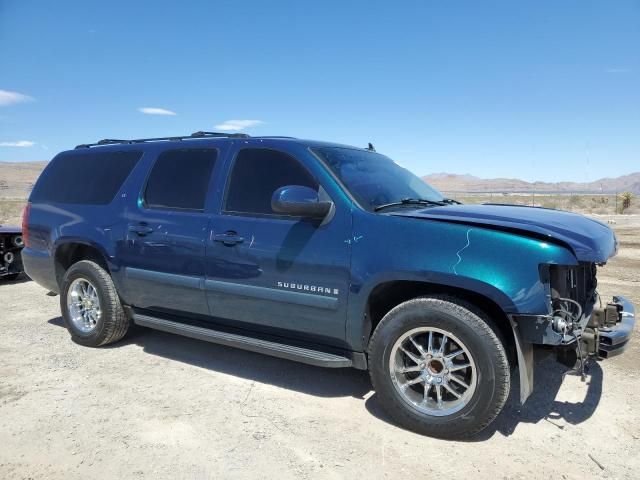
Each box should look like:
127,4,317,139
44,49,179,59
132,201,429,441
133,314,353,368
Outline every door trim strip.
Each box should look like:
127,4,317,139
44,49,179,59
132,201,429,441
205,279,339,310
125,267,202,289
124,268,339,310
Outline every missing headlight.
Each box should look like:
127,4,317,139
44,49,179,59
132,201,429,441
546,263,598,329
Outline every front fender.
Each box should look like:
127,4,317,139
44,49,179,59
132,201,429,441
345,212,578,351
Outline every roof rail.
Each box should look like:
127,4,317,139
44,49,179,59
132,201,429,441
75,131,250,149
190,131,249,138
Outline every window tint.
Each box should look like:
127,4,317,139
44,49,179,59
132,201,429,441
225,148,318,215
144,149,217,211
30,150,142,204
312,147,444,212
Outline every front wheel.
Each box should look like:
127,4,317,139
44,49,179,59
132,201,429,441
368,296,510,439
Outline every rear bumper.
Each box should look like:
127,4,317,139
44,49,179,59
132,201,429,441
598,295,635,358
22,247,59,293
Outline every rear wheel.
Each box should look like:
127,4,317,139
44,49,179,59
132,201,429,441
60,260,129,347
2,273,21,281
368,296,510,439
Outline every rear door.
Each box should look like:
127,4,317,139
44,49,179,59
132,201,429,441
119,147,220,316
205,144,352,347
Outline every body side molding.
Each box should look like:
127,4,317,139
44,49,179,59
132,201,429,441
205,279,339,310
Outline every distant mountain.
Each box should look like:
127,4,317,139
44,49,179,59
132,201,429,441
423,172,640,194
1,160,639,199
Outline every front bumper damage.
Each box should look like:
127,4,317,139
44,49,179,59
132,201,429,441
509,295,635,404
597,296,635,358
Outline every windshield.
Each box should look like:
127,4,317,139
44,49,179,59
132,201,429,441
312,147,444,212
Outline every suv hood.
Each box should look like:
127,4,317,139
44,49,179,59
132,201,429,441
391,204,617,263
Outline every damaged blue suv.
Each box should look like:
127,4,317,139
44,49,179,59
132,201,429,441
22,132,635,438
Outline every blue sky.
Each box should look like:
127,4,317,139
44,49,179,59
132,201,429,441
0,0,638,182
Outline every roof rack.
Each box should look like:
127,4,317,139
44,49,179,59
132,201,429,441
75,131,250,149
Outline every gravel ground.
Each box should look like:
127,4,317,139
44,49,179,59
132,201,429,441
1,216,638,480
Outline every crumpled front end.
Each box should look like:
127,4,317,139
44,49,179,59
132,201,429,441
509,261,635,403
595,296,635,358
512,263,635,357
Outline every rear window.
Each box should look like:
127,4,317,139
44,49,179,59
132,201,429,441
144,148,217,211
31,150,142,204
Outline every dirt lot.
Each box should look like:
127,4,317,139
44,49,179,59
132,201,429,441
1,216,639,480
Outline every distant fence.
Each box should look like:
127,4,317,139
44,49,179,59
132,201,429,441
439,191,637,215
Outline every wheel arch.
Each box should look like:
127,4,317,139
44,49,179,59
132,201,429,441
53,239,112,288
356,278,517,364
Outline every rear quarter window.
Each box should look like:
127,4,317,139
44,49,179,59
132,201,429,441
30,150,142,204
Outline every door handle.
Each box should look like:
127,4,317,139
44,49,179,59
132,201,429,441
129,224,154,236
213,231,244,246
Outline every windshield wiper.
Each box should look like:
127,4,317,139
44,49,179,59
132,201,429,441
374,198,446,212
442,198,462,205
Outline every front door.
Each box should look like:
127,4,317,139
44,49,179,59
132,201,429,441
205,146,352,347
120,147,219,316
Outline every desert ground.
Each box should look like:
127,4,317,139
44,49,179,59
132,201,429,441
0,199,639,479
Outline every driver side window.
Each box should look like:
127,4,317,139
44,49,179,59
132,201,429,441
224,148,318,216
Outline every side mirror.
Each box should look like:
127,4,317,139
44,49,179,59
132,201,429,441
271,185,333,219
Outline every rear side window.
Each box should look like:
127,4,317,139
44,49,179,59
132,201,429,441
30,150,142,204
144,148,217,211
224,148,317,215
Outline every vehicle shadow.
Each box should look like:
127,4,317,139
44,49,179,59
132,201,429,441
46,317,603,437
47,316,372,399
486,351,603,438
1,274,31,285
365,348,603,441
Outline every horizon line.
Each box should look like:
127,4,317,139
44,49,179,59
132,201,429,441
1,159,638,185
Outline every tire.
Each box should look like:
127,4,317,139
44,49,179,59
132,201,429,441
2,273,21,281
368,295,510,439
60,260,129,347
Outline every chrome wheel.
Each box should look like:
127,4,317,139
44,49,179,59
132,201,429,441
66,278,102,333
389,327,477,417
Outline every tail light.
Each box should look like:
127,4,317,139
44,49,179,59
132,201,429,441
21,202,31,248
